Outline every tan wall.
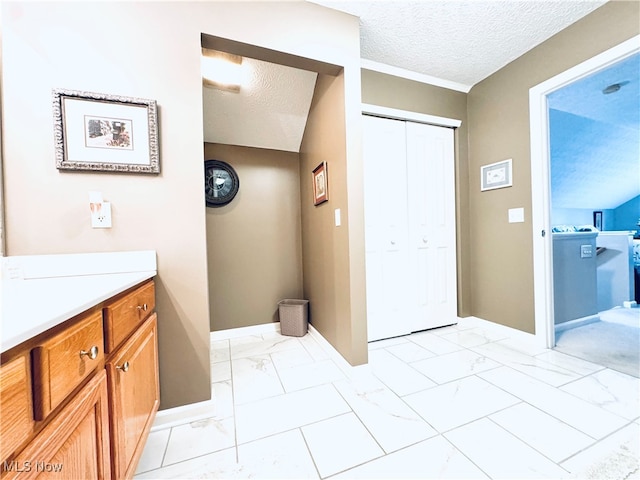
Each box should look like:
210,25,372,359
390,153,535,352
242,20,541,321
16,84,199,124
1,1,361,408
467,1,640,333
360,71,470,317
204,144,303,331
300,72,368,366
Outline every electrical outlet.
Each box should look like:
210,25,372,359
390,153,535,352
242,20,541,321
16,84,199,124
91,202,112,228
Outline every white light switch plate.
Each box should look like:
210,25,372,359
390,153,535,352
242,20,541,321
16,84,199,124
581,245,593,258
335,209,341,227
508,207,524,223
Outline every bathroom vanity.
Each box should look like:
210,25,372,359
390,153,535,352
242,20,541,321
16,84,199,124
0,251,158,479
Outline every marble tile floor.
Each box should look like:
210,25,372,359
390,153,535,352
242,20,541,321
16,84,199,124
134,318,640,479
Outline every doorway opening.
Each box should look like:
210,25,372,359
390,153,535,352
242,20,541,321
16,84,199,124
529,36,640,371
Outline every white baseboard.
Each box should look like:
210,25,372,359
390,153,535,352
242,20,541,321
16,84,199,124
209,322,280,341
307,324,371,378
554,314,600,333
151,398,217,432
465,315,539,345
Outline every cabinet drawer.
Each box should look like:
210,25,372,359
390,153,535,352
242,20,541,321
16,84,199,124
0,354,35,462
104,280,155,354
32,310,104,420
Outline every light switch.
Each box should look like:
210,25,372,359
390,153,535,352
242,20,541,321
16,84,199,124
335,208,341,227
508,207,524,223
581,245,593,258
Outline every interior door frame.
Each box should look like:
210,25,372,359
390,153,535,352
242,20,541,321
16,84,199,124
529,35,640,348
362,104,462,129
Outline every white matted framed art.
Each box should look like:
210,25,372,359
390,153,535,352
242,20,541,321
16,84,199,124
481,158,512,191
53,88,159,173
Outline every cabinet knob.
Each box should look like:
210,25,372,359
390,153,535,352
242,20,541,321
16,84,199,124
137,304,148,312
116,361,130,373
422,237,428,244
80,345,99,360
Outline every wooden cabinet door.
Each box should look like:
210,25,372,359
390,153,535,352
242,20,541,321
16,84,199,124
0,354,35,462
106,314,159,480
2,370,111,480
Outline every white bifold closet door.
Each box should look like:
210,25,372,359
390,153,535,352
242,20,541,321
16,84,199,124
363,114,457,342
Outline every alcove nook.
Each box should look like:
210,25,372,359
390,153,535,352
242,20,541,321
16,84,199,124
201,34,368,366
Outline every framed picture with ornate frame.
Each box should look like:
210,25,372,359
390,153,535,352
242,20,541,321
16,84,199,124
53,88,159,173
312,161,328,206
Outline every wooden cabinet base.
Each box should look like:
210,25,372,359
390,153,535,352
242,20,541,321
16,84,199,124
1,278,158,480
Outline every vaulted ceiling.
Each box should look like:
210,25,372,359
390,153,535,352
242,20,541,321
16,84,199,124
202,58,317,152
549,53,640,211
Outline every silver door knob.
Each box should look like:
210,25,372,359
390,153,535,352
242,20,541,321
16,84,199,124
80,345,99,360
116,361,130,373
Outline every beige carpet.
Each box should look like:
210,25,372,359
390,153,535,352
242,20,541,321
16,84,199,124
555,307,640,378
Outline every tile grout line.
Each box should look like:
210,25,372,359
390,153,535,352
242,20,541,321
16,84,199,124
136,322,638,478
484,413,573,475
226,339,240,464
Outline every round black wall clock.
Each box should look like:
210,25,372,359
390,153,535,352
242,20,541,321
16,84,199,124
204,160,239,207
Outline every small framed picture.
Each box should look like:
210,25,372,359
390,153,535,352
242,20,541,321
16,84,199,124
53,88,159,173
312,161,328,206
481,159,512,191
593,211,603,230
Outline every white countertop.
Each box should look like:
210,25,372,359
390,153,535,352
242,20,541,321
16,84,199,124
1,251,156,353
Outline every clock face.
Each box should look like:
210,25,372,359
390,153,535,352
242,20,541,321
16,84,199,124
204,160,239,207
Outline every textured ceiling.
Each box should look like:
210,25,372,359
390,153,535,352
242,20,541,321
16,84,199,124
203,57,317,152
549,53,640,129
311,0,607,89
203,0,625,171
549,53,640,211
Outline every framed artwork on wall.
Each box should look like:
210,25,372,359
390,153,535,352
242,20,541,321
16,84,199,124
481,158,512,191
593,211,603,230
53,88,159,173
312,161,328,206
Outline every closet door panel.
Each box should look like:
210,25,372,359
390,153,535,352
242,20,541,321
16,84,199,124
406,122,457,330
363,115,411,341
